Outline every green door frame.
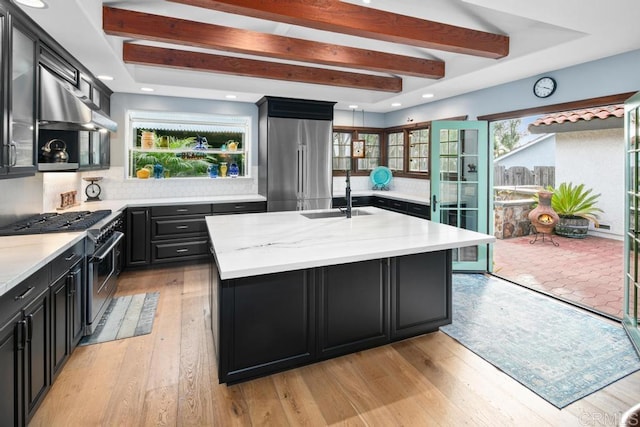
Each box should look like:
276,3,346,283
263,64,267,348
430,120,491,272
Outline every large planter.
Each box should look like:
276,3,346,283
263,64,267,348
555,215,589,238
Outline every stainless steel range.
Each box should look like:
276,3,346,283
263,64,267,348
0,209,124,335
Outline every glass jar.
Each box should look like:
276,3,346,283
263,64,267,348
229,163,239,177
220,162,228,177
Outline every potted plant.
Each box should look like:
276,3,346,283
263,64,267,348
550,182,603,238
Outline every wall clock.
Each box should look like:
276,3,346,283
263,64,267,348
83,177,103,202
533,77,557,98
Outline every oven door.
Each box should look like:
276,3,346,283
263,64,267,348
86,231,124,334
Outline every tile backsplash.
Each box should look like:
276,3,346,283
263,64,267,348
332,175,429,196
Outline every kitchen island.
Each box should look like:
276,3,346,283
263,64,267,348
206,206,495,384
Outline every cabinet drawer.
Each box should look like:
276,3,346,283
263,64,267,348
51,240,84,282
151,204,212,217
0,268,49,326
212,201,266,214
152,238,209,262
151,216,207,238
407,203,430,219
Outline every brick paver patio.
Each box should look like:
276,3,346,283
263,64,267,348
493,234,624,319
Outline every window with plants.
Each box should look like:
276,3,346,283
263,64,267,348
128,111,250,179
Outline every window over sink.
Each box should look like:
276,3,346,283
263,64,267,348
127,111,250,179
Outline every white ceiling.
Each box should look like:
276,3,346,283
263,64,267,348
17,0,640,113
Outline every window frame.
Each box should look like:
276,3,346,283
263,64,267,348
333,126,384,176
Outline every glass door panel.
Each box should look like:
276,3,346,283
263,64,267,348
431,121,489,271
624,93,640,355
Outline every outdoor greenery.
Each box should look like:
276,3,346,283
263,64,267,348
547,182,603,226
493,118,522,158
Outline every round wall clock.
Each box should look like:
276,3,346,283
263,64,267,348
533,77,557,98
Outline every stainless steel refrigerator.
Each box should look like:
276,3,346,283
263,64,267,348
258,97,335,212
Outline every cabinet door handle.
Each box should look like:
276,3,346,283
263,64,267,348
14,286,35,301
432,195,438,212
9,142,17,166
17,320,26,350
176,249,189,253
27,314,33,341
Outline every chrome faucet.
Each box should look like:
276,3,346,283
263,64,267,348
345,170,352,218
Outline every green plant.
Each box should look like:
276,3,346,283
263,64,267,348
550,182,603,226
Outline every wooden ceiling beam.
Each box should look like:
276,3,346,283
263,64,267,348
104,6,443,79
122,43,403,92
168,0,509,59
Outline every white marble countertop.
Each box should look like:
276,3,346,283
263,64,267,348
206,206,495,280
0,194,266,297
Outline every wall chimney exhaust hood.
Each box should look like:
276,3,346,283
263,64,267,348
39,66,117,132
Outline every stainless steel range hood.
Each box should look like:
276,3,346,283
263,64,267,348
39,66,117,132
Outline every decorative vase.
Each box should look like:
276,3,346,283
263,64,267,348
229,163,239,177
153,163,164,179
528,190,559,234
220,162,228,177
208,164,218,178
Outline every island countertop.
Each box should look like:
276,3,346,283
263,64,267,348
206,206,496,279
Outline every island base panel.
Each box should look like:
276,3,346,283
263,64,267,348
213,250,452,384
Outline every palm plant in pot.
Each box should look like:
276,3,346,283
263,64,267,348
550,182,603,238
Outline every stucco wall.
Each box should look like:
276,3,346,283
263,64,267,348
555,128,624,239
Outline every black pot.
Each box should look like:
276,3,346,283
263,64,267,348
41,139,69,163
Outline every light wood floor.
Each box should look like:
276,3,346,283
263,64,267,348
30,263,640,426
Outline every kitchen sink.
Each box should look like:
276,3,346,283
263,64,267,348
300,209,372,219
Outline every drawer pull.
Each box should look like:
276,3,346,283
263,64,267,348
176,225,189,229
14,286,35,301
176,208,189,213
176,249,189,253
65,254,77,261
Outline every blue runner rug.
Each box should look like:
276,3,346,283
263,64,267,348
440,274,640,408
79,292,159,346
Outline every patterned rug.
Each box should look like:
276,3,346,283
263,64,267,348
79,292,159,346
440,274,640,408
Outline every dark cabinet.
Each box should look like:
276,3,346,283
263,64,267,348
50,258,84,380
318,260,388,359
0,312,24,427
126,207,151,267
23,287,49,419
0,17,37,179
218,270,316,384
127,202,266,267
390,251,451,340
212,250,451,384
331,196,372,208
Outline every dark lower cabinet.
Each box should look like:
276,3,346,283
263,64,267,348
50,276,69,379
318,260,388,358
213,250,451,384
23,288,49,419
390,251,451,340
0,312,24,427
218,270,315,384
126,207,151,267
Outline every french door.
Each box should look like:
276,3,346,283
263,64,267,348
430,121,491,272
624,92,640,355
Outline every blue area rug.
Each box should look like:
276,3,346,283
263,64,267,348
440,274,640,408
79,292,159,346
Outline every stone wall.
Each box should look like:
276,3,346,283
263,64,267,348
494,199,534,239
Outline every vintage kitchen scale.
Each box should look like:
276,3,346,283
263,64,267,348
83,176,103,202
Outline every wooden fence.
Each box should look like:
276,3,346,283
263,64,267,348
494,165,555,187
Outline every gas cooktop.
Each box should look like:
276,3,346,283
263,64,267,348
0,210,112,236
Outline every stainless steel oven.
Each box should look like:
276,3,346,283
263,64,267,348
86,213,124,334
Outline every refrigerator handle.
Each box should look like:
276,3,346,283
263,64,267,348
297,145,305,198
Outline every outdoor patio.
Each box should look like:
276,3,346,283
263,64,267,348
492,233,624,319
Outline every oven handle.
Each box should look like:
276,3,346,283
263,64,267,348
90,232,124,263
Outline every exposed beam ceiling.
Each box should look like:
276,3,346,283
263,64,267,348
168,0,510,59
123,43,403,92
103,6,445,79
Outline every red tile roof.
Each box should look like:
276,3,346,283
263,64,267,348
530,104,624,127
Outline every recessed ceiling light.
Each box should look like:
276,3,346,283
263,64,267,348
422,93,434,99
225,94,237,99
15,0,47,8
140,87,154,92
97,75,114,81
391,102,402,107
362,0,371,4
349,104,359,109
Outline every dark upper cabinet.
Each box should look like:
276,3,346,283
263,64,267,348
0,14,38,179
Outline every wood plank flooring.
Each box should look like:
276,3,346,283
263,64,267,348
29,263,640,426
